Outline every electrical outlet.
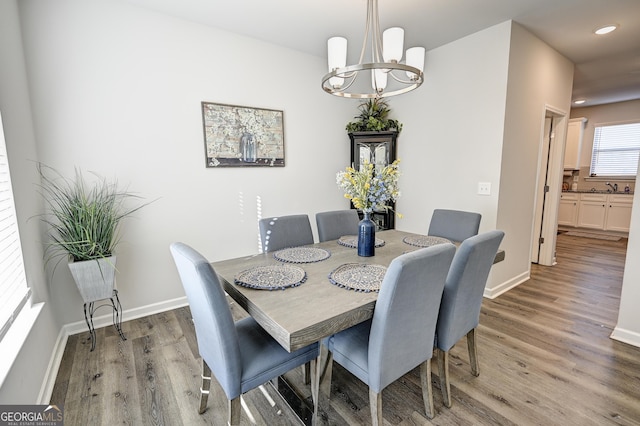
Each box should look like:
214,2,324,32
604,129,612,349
478,182,491,195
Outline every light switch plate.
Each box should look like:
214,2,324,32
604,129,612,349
478,182,491,195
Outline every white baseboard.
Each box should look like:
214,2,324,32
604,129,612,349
483,271,530,299
63,296,188,336
610,327,640,348
39,296,189,403
37,327,68,404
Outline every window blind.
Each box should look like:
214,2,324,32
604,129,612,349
0,113,31,342
590,122,640,177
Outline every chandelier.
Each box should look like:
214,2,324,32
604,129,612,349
321,0,425,99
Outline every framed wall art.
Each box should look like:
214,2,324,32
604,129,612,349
201,102,285,167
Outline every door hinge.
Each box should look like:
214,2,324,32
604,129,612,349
544,185,550,193
539,237,545,244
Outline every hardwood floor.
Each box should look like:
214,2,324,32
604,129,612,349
51,234,640,425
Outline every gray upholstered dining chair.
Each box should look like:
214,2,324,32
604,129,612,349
259,214,314,253
435,229,505,408
169,242,319,425
427,209,482,243
322,243,456,424
316,209,360,242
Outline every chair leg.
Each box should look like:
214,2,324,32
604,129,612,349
420,360,436,418
228,397,241,426
467,328,479,376
436,349,452,408
199,360,212,414
369,388,383,426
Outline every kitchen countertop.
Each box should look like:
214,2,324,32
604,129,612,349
562,190,635,195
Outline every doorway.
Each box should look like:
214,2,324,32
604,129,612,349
531,107,567,266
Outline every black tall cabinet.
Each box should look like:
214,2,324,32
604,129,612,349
348,131,398,230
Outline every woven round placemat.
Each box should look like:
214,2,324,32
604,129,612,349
234,264,306,290
337,235,386,249
273,247,331,263
402,235,451,248
328,263,387,292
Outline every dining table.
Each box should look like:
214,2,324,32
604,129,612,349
211,229,505,424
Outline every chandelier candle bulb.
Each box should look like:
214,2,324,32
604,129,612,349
406,47,426,79
328,37,347,70
383,27,404,62
328,36,348,88
372,69,388,92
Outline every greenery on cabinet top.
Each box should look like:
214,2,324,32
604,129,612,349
345,98,402,133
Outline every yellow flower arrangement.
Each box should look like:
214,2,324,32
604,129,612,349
336,159,401,215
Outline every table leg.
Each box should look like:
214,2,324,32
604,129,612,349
312,343,333,425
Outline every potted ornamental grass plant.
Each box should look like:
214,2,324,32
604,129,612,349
38,163,149,303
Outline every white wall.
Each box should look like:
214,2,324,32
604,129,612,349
395,21,575,297
493,22,574,295
578,100,640,346
614,189,640,346
0,0,62,403
17,0,354,327
393,21,510,235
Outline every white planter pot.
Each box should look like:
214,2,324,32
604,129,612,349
68,256,117,303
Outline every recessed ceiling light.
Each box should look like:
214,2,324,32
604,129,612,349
595,25,618,35
574,99,586,105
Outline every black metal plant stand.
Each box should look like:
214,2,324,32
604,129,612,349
83,289,126,351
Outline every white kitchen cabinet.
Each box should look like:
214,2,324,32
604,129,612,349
577,193,607,229
558,192,579,226
606,194,633,232
576,192,633,231
564,117,587,170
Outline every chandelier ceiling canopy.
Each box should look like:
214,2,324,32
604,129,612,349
321,0,425,99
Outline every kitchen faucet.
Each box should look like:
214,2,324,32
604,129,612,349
606,182,618,192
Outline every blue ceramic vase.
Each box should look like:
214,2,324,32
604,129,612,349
358,211,375,257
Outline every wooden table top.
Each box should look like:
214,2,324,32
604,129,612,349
212,229,504,352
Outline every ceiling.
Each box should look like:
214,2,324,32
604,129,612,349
125,0,640,108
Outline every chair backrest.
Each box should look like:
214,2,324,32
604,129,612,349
316,209,360,242
368,243,456,392
428,209,481,242
169,242,242,398
436,230,505,351
259,214,314,253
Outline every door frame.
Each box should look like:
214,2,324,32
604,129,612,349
531,105,568,266
531,116,553,264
